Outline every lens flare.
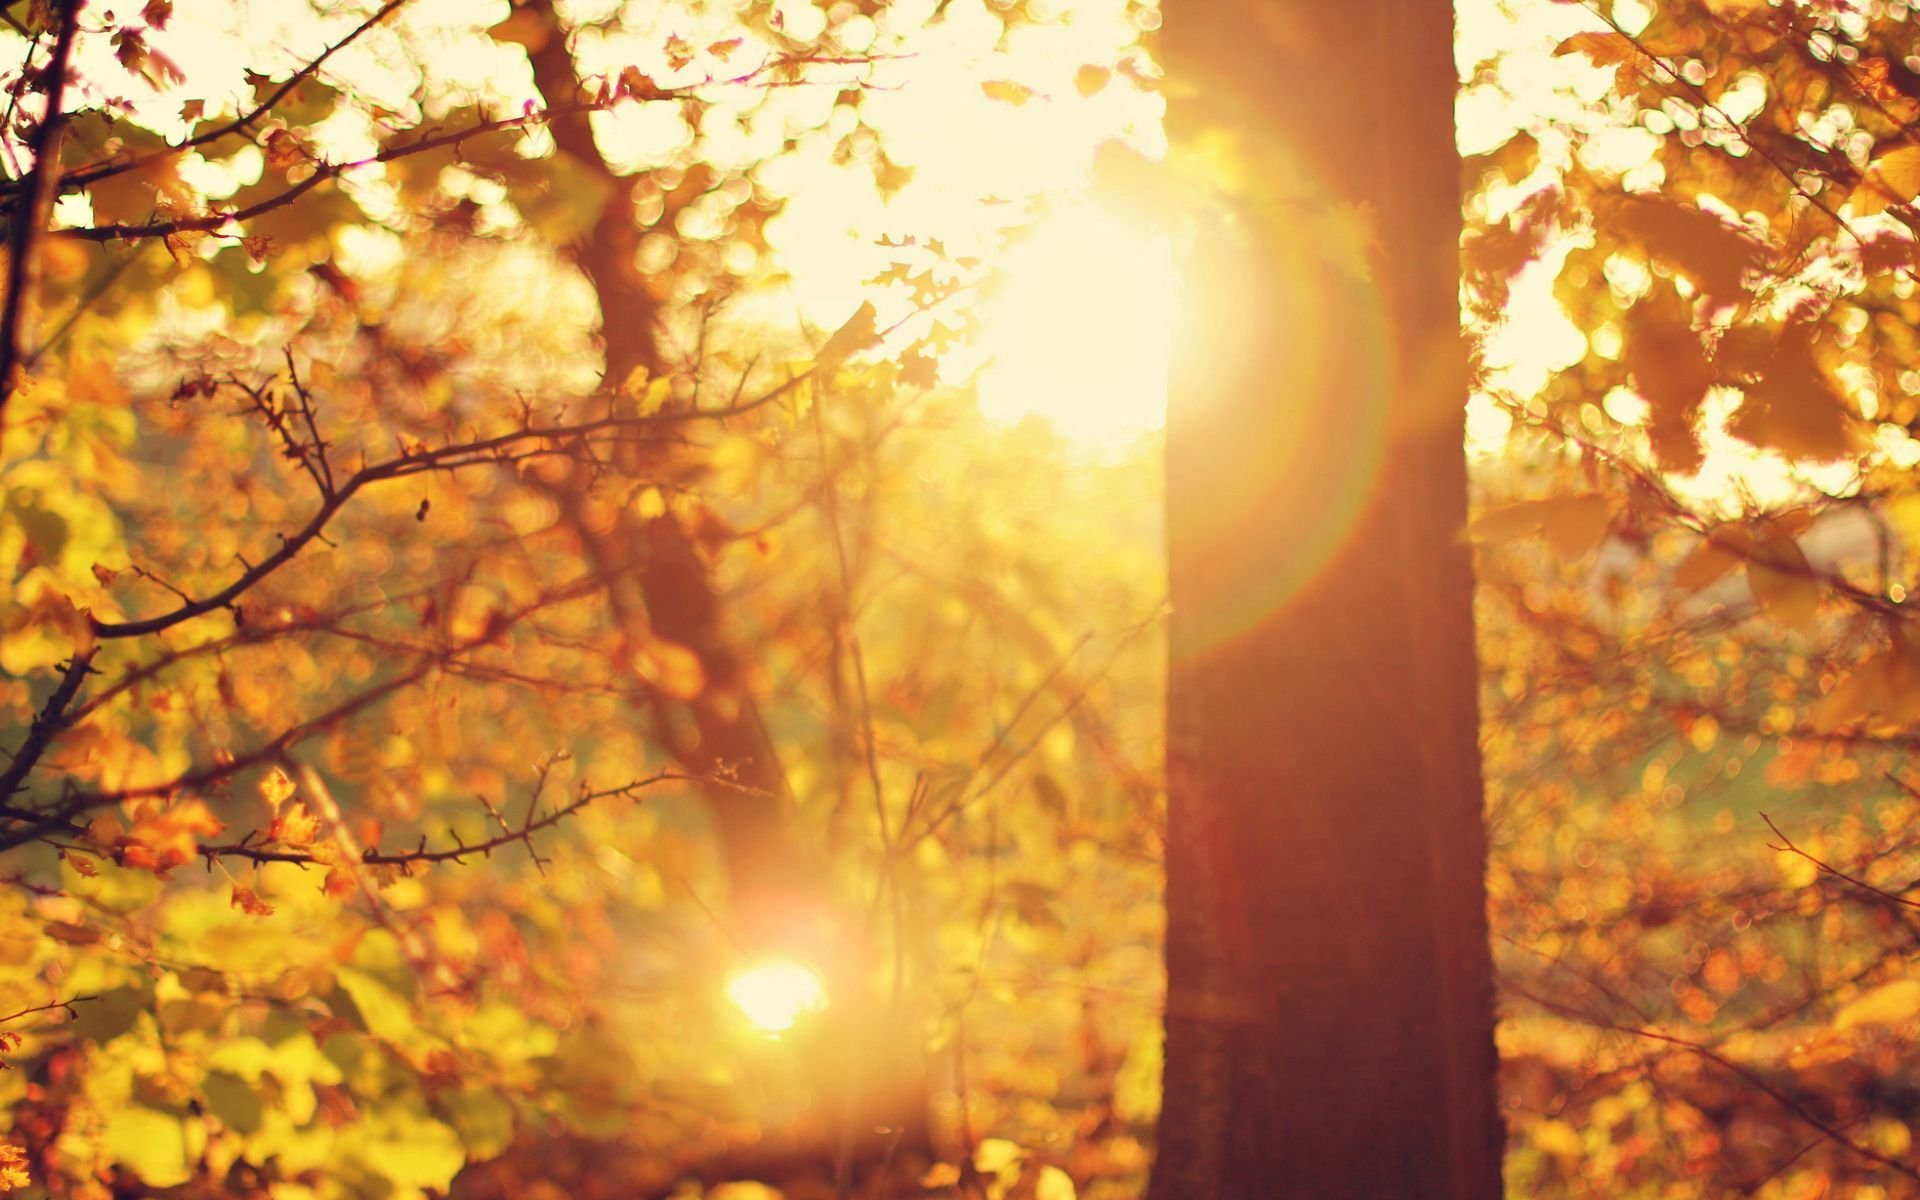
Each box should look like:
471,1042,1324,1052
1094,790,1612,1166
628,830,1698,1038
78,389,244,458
726,958,828,1034
973,203,1176,454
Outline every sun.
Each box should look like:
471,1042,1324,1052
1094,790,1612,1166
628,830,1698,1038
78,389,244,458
726,957,829,1035
970,203,1177,455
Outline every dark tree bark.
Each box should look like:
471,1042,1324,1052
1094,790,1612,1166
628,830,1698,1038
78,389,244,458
522,2,813,931
1150,3,1504,1198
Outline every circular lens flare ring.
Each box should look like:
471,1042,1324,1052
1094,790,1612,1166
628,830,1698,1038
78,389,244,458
726,957,829,1034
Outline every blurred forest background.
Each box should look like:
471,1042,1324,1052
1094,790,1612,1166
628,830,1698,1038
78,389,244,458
3,0,1920,1197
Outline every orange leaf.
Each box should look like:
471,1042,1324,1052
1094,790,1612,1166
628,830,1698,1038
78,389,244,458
1470,495,1611,559
231,886,274,917
1554,31,1635,66
1746,524,1820,631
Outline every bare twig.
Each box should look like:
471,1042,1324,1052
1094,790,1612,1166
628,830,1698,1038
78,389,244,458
1763,810,1920,912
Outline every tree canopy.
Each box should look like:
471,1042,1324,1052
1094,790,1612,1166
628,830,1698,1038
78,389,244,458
13,0,1920,1196
1468,0,1920,1193
0,1,1166,1196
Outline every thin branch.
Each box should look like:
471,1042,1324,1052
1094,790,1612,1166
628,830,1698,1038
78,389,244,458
0,0,80,414
195,771,693,868
1505,979,1920,1184
88,370,816,640
0,647,97,801
1763,810,1920,912
0,994,91,1026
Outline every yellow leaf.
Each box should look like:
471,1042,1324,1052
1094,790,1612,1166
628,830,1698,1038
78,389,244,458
981,80,1037,106
259,766,296,812
269,799,322,847
816,300,878,371
0,1144,27,1192
1033,1165,1077,1200
1852,144,1920,217
1606,196,1761,308
1727,328,1856,462
103,1106,193,1188
1835,980,1920,1030
1623,297,1713,472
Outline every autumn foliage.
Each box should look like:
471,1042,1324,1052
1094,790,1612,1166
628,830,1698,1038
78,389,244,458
0,0,1163,1197
13,0,1920,1195
1469,0,1920,1193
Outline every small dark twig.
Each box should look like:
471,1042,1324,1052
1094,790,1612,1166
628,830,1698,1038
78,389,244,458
1762,811,1920,912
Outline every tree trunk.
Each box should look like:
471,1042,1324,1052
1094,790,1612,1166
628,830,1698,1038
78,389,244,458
1151,2,1503,1197
523,3,813,930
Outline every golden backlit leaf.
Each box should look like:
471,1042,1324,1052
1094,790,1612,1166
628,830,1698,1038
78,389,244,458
1726,328,1856,462
982,80,1037,106
1673,528,1749,592
1531,1118,1584,1158
816,300,878,370
259,766,297,812
1850,145,1920,217
1835,980,1920,1030
1470,495,1610,558
1607,196,1762,308
269,800,322,847
1622,288,1714,471
1745,525,1820,631
123,799,225,874
1075,65,1112,96
1816,637,1920,731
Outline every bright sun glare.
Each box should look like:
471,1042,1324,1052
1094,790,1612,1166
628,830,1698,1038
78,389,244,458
972,205,1176,454
726,958,829,1035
